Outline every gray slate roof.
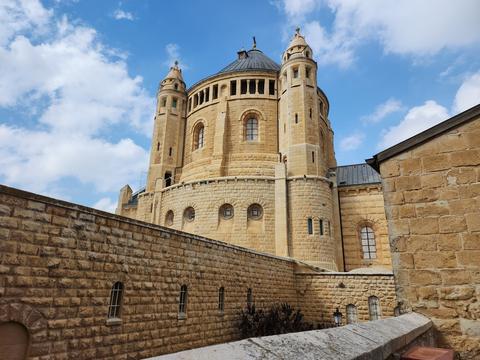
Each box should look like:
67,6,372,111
336,163,381,187
217,49,280,75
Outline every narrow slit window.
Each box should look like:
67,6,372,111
269,80,275,95
309,108,312,118
284,123,286,133
230,80,237,96
169,147,173,156
293,67,299,78
188,98,192,112
319,101,324,115
320,219,324,235
213,84,218,99
306,66,311,79
172,97,177,108
179,285,188,316
295,113,298,124
157,142,160,151
218,287,225,312
307,218,313,234
241,80,248,94
312,151,315,163
161,97,167,107
107,282,123,319
246,288,253,307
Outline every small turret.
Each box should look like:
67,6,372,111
159,61,186,93
282,27,313,63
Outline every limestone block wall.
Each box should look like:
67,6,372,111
379,118,480,359
339,185,392,271
156,178,276,255
0,185,297,359
296,272,396,325
287,177,338,270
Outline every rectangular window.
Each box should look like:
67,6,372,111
172,98,177,108
249,79,256,94
307,218,313,234
230,80,237,95
194,94,198,107
188,98,192,112
320,219,324,235
269,80,275,95
258,79,265,94
218,287,225,312
320,101,324,116
306,66,311,79
205,87,210,102
179,285,188,316
241,79,247,94
293,67,299,78
161,97,167,107
213,84,218,99
199,90,204,104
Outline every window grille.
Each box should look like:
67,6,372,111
107,282,123,319
360,226,377,259
346,304,357,324
368,296,381,320
218,287,225,312
246,118,258,141
179,285,188,315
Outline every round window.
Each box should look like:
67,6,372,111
220,204,234,220
184,207,195,222
247,204,263,220
165,210,174,226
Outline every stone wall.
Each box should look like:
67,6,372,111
296,272,396,324
338,184,392,271
379,117,480,359
0,184,397,359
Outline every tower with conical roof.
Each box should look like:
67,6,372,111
146,61,187,197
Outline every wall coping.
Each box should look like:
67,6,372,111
146,313,431,360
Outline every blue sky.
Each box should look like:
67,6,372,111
0,0,479,212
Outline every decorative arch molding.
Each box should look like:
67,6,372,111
238,108,266,123
0,302,47,335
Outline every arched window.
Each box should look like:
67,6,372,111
246,288,253,307
245,117,258,141
108,282,123,319
247,204,263,220
360,226,377,259
368,296,381,321
165,210,174,226
194,123,205,149
184,207,195,222
218,287,225,312
179,285,188,317
219,204,234,220
346,304,357,324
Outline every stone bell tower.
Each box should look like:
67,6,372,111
146,61,187,193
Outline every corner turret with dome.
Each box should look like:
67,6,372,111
116,29,392,274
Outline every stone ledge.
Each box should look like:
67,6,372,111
145,313,432,360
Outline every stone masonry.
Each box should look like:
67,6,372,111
0,184,396,359
374,107,480,359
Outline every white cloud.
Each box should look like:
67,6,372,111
0,0,52,46
361,98,404,124
453,72,480,113
164,43,188,70
378,100,449,149
278,0,480,68
340,132,365,151
93,197,117,213
0,0,153,196
113,9,134,21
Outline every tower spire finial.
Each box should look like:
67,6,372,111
295,27,300,35
252,36,256,49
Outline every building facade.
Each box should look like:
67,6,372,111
117,29,391,272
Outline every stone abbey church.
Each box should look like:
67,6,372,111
117,29,392,273
0,29,479,360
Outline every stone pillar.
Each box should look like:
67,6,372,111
274,162,289,257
